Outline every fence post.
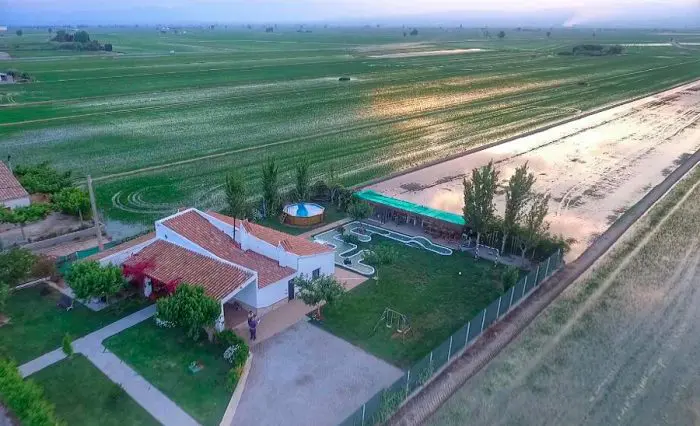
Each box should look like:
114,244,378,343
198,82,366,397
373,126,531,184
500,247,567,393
480,308,486,332
405,370,411,398
465,322,470,346
497,297,502,318
521,276,528,298
534,265,540,286
361,403,366,426
545,256,551,278
447,335,453,360
429,351,433,369
509,284,516,307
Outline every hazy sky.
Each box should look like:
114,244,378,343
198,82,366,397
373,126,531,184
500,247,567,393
3,0,699,25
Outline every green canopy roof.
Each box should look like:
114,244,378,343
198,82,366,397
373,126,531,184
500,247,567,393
356,190,465,226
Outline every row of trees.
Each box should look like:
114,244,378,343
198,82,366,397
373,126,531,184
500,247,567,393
463,161,554,263
50,30,113,51
224,157,355,229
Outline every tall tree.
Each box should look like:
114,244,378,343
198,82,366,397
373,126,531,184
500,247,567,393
348,199,373,224
295,159,310,201
498,30,506,39
463,161,499,254
502,162,535,256
0,248,36,287
261,157,279,217
518,192,551,265
224,171,246,240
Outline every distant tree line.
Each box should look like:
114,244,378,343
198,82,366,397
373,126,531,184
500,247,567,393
559,44,623,56
51,30,113,52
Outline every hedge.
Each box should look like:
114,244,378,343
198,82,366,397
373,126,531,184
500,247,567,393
0,359,63,426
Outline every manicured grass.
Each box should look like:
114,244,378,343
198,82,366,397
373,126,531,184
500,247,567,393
104,321,233,426
258,202,347,235
30,354,159,426
0,284,150,364
318,238,510,368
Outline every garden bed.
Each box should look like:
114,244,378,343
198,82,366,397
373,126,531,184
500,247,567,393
316,237,512,368
0,283,150,364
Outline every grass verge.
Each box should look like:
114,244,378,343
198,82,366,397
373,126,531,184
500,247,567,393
0,283,150,364
30,354,159,426
104,321,232,426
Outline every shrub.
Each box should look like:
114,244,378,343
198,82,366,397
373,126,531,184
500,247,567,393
226,365,244,391
52,187,90,220
0,282,8,313
0,203,53,225
156,284,220,340
30,255,59,281
501,266,520,290
0,358,62,426
0,248,37,287
342,233,360,245
363,245,398,266
61,333,73,357
104,43,113,52
13,163,72,195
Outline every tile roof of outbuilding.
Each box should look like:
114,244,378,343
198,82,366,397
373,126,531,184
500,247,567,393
0,162,29,202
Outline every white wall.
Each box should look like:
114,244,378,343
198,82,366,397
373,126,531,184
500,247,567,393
256,274,296,308
1,196,30,210
297,252,335,277
232,277,258,308
99,238,156,266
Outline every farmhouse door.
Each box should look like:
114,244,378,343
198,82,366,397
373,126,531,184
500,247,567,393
288,280,295,300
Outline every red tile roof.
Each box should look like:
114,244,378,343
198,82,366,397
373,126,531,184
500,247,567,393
123,240,252,301
85,232,156,261
163,210,295,288
0,162,29,202
206,211,332,257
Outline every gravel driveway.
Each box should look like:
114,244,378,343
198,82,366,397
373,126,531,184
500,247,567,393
233,321,403,426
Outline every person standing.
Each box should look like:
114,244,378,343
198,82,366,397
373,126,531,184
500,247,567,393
248,313,258,341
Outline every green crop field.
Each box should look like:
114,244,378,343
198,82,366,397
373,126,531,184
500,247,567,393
2,26,700,228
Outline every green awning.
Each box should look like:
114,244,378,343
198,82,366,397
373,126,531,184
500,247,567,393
356,190,465,226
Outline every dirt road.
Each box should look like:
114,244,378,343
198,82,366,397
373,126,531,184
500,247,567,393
424,166,700,425
369,80,700,260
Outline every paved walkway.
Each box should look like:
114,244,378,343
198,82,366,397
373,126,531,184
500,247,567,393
20,305,199,426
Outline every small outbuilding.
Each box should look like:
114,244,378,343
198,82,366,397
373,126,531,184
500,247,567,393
0,161,30,209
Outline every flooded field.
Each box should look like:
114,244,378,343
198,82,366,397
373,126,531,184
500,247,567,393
369,80,700,259
428,167,700,426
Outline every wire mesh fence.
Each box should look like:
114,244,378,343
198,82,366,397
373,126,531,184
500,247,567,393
338,249,563,426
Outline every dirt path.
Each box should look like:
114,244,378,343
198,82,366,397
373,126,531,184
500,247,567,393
387,150,700,426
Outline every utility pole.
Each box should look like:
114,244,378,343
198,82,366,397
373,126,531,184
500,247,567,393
87,175,103,251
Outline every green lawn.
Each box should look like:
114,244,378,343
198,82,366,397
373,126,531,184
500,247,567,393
0,283,150,364
258,201,347,235
104,321,232,426
30,354,159,426
319,238,510,368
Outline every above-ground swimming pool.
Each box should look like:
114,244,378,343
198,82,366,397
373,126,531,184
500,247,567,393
283,202,325,226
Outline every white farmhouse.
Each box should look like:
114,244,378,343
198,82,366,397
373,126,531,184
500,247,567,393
89,208,335,330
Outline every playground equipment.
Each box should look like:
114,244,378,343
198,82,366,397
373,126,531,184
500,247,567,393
373,308,411,335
